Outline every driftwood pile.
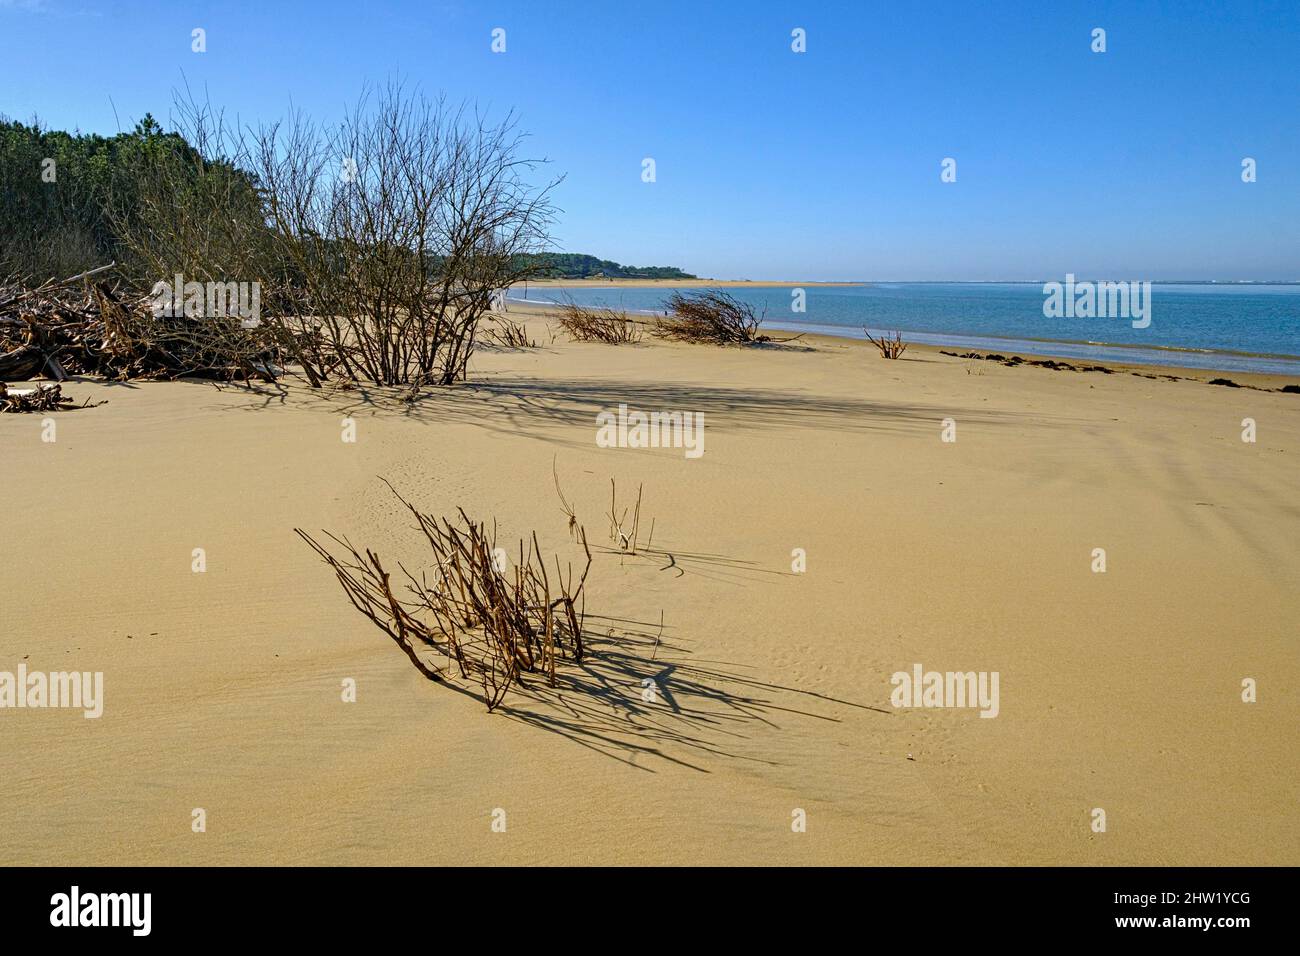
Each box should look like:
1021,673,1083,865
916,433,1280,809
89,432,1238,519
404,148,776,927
0,381,104,413
297,484,593,712
0,266,277,384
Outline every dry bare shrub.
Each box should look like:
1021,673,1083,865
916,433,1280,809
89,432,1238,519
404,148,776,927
556,302,644,344
297,484,591,712
108,99,272,298
653,290,767,345
252,83,558,386
864,327,909,359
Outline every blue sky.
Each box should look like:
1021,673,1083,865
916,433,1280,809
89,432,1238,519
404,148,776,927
2,0,1298,280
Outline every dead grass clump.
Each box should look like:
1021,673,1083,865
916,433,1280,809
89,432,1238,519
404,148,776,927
864,327,909,359
296,485,591,712
653,290,767,345
485,318,538,348
556,302,644,344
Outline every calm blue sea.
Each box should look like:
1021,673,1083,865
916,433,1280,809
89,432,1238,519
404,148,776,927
510,282,1300,376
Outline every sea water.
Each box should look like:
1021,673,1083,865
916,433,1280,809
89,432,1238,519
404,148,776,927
509,282,1300,376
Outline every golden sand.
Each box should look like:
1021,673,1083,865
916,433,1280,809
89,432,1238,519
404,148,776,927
2,305,1296,865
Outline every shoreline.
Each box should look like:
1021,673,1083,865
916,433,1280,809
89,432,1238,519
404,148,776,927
505,299,1300,386
523,278,867,288
510,282,1300,377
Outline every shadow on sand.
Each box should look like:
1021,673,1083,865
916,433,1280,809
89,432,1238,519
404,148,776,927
211,370,1043,449
425,613,889,773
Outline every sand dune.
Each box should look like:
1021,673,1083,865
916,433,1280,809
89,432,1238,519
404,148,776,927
2,307,1296,865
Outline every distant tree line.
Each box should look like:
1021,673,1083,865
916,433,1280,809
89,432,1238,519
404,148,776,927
0,118,695,285
512,253,695,280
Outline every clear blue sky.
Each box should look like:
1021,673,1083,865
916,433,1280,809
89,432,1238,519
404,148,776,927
3,0,1298,280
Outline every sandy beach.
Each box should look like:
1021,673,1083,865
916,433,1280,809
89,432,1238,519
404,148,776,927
2,302,1295,866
